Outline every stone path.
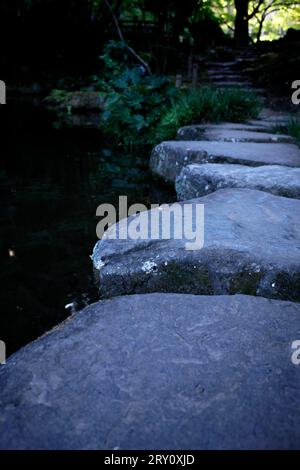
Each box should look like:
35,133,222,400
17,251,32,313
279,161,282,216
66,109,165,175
0,294,300,449
204,50,263,93
92,189,300,301
1,49,300,450
150,141,300,183
177,125,294,143
176,164,300,200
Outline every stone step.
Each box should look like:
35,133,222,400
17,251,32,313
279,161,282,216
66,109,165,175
206,61,238,67
206,73,245,81
211,81,253,88
92,188,300,302
1,293,300,449
248,119,289,130
210,86,266,96
178,122,276,135
208,75,248,81
150,141,300,183
176,163,300,200
258,109,291,122
177,125,293,143
235,56,257,62
206,69,239,75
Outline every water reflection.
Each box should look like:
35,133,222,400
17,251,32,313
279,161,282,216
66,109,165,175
0,100,174,355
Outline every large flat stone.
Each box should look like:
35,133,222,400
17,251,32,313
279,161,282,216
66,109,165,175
1,293,300,450
248,117,290,129
176,164,300,200
150,141,300,183
177,123,274,139
206,72,243,79
177,126,293,143
92,189,300,301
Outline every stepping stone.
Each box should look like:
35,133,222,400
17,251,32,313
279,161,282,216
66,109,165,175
150,141,300,183
176,164,300,200
207,74,245,81
205,81,255,88
206,61,237,68
206,70,236,77
210,75,248,81
249,118,289,128
247,119,289,130
177,126,293,143
92,188,300,302
212,81,253,88
1,293,300,450
207,69,239,76
259,109,290,121
178,123,273,137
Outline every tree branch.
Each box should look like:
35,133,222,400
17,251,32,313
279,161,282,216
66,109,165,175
103,0,152,75
223,20,235,33
259,1,300,19
248,0,265,20
251,0,300,19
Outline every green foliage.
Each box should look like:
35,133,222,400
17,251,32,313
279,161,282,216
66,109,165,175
212,0,300,42
100,68,178,147
288,117,300,147
100,81,261,147
153,87,262,143
45,89,69,104
98,41,133,77
91,41,179,147
46,39,261,149
92,40,261,148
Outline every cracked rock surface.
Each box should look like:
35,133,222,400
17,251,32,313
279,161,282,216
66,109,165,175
150,141,300,183
176,164,300,200
0,293,300,450
92,188,300,302
177,125,294,143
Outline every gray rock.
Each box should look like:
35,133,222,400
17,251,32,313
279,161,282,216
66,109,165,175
176,164,300,200
207,74,245,80
177,123,274,140
177,126,294,143
1,293,300,450
248,117,290,129
206,61,237,68
207,68,235,73
150,141,300,183
258,111,290,122
92,189,300,301
210,81,253,88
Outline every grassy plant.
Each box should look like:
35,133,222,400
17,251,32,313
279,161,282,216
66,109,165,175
46,41,262,148
288,117,300,146
93,41,262,147
100,84,262,147
154,87,262,143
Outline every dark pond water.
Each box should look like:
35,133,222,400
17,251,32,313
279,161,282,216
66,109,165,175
0,99,174,356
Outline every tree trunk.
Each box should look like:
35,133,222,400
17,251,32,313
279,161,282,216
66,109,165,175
256,16,264,43
234,0,249,47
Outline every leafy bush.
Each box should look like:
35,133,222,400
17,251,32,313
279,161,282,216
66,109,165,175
90,41,178,147
99,68,179,147
100,82,261,147
46,41,262,148
93,41,261,147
